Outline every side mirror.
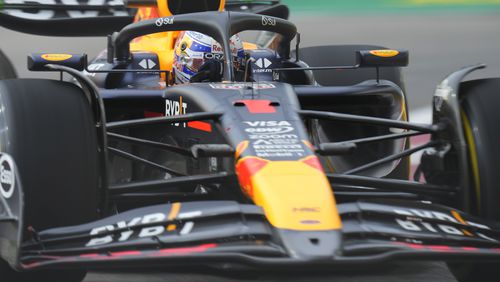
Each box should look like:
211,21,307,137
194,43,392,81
356,50,409,68
28,53,87,71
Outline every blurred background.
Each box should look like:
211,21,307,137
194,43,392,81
1,0,500,115
1,1,500,281
285,0,500,119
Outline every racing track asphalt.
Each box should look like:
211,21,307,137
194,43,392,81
1,11,500,282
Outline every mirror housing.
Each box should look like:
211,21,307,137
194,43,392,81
356,50,409,68
28,53,87,71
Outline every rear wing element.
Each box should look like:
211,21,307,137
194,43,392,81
0,0,288,36
0,0,134,36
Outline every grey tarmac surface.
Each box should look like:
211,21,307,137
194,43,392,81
85,261,455,282
1,11,499,282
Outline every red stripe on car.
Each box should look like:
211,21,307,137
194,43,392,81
236,100,276,114
187,121,212,132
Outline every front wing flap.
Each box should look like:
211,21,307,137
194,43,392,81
18,200,500,270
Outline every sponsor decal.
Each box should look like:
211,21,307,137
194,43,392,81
244,121,290,127
87,213,166,246
369,50,399,58
253,138,298,145
41,53,72,61
243,121,307,158
244,121,294,135
245,127,294,135
393,207,496,242
162,97,211,132
165,97,188,127
86,207,199,247
252,57,273,73
212,44,223,53
155,17,174,27
249,134,298,140
209,83,276,90
262,16,276,26
138,59,157,69
203,53,224,60
293,207,321,213
0,154,15,199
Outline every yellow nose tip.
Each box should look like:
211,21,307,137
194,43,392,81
236,156,342,231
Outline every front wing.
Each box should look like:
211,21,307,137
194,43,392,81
8,198,500,271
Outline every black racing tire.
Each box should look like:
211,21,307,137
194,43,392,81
0,50,17,79
447,78,500,282
0,79,100,230
460,78,500,220
298,45,410,180
0,79,98,282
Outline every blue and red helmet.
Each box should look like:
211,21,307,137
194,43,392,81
173,30,245,83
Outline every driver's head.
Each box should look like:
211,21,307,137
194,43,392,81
173,31,245,83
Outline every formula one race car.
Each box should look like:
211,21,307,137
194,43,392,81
1,1,500,282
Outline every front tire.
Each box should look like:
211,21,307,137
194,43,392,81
0,79,99,281
460,78,500,220
448,78,500,282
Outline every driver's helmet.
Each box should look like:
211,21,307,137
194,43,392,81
173,30,245,84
